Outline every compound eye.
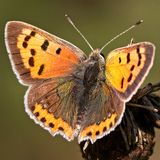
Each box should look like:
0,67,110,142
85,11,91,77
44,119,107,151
100,52,105,63
99,52,106,70
100,52,105,59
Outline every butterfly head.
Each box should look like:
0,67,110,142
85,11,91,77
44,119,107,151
89,49,105,69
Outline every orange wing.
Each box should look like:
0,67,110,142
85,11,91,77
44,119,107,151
26,78,79,141
78,84,125,143
5,21,87,85
105,42,155,101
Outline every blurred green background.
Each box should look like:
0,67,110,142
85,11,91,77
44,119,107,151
0,0,160,159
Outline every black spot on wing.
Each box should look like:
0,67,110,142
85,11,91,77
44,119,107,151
137,53,142,66
58,127,64,131
41,40,49,51
127,53,130,63
121,77,124,89
30,49,36,56
127,73,133,82
130,65,135,71
28,57,34,67
40,117,46,122
30,31,36,36
38,64,44,75
95,131,100,135
137,46,140,53
49,123,54,128
56,48,62,54
22,42,28,48
103,126,107,132
109,122,113,128
24,35,31,41
87,132,92,136
34,112,39,117
30,105,35,111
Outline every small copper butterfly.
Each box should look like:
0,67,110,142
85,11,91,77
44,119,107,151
5,20,155,143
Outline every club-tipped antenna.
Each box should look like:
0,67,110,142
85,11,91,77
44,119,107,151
99,20,143,53
65,14,94,51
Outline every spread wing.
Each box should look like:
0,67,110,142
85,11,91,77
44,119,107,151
5,21,87,85
26,78,79,141
105,42,155,101
78,84,125,143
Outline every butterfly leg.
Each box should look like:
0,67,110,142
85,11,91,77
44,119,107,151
128,38,135,46
82,140,90,152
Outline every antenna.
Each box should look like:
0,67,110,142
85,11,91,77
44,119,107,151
65,14,94,51
99,20,143,53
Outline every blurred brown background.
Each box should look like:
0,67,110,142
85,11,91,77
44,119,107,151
0,0,160,159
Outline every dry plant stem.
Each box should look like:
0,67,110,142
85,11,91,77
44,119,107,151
127,103,158,112
79,82,160,160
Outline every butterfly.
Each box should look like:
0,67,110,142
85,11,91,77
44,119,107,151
5,21,155,143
